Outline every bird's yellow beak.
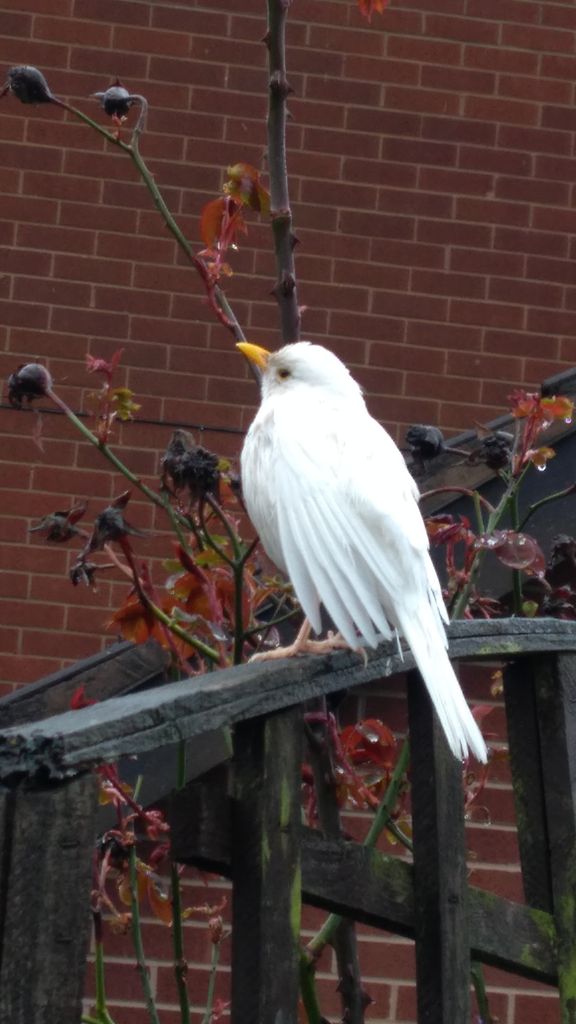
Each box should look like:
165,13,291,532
236,341,271,370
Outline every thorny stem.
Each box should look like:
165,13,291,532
449,472,522,620
128,844,162,1024
472,490,487,536
201,939,222,1024
471,961,494,1024
420,486,496,516
299,949,324,1024
171,859,191,1023
90,923,118,1024
47,388,186,524
58,93,263,385
128,137,248,343
171,740,191,1023
307,738,411,959
266,0,301,343
509,488,523,615
519,481,576,531
305,707,367,1023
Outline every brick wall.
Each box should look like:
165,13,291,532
1,0,575,687
0,0,573,1020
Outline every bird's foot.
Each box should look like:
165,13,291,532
249,625,364,663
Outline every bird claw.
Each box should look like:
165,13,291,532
249,629,367,663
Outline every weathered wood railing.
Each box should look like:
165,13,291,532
1,618,576,1024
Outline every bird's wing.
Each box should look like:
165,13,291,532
269,393,443,648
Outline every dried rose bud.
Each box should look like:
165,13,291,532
5,65,54,104
93,79,135,118
161,429,220,504
70,558,99,587
471,432,512,471
7,363,53,408
85,491,145,552
405,424,445,461
30,504,86,543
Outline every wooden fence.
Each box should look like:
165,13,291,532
1,618,576,1024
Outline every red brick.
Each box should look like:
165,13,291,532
68,45,147,78
421,63,495,95
465,94,539,127
381,137,457,167
93,285,170,317
371,238,445,269
419,165,494,197
502,21,574,53
16,222,95,254
450,248,524,278
456,196,529,228
426,12,499,44
423,115,496,146
464,43,538,74
0,652,61,685
499,72,572,105
0,247,52,277
34,14,111,45
413,268,486,300
406,320,483,352
13,276,92,308
0,300,49,330
418,218,493,247
494,226,568,258
485,329,560,361
466,0,541,23
490,277,563,309
541,105,576,134
308,24,384,57
496,176,570,206
513,994,562,1024
409,369,480,403
528,308,576,336
385,85,460,117
344,53,419,85
378,188,452,218
372,291,448,323
387,35,462,66
450,298,525,331
540,53,576,80
499,124,571,159
73,0,150,25
533,206,576,236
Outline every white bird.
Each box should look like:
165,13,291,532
238,340,487,764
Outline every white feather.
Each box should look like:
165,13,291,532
241,342,487,763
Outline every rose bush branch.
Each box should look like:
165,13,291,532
266,0,301,343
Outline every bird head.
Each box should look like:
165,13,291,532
237,341,362,402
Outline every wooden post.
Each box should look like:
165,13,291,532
503,659,553,911
0,772,99,1024
230,706,302,1024
407,669,470,1024
532,653,576,1024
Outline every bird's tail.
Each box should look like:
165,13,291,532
398,601,488,764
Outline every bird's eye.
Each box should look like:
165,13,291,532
277,368,291,380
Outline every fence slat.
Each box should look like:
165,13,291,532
230,707,302,1024
170,780,558,984
503,659,553,911
533,653,576,1023
0,773,98,1024
408,669,470,1024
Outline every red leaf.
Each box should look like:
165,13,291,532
70,684,97,710
200,197,227,249
475,530,546,576
357,0,389,21
225,162,270,214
